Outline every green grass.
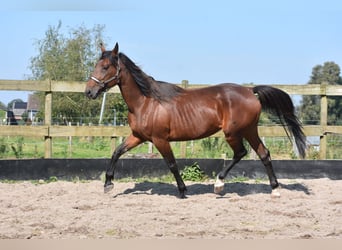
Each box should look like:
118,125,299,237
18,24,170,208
0,134,341,159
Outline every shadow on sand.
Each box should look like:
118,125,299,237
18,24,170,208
113,180,311,198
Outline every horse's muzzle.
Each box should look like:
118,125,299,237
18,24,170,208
85,87,99,99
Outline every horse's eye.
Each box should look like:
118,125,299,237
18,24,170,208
102,65,110,70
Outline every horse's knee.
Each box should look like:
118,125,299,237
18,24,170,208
260,149,271,165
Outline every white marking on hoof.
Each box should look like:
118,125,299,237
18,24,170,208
271,187,281,198
214,177,225,194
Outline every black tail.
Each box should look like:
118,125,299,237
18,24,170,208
253,85,306,158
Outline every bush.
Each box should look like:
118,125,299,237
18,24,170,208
180,162,207,181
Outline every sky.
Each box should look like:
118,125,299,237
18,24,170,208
0,0,341,105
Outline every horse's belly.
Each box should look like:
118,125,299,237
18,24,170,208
168,121,221,141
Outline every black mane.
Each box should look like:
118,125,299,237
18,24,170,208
117,52,184,101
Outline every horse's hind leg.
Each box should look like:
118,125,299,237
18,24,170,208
214,135,247,194
245,131,281,198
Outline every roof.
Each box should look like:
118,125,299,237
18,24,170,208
13,102,27,109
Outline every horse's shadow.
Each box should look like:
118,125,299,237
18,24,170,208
113,181,311,198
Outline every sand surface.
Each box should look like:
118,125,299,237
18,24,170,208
0,178,341,239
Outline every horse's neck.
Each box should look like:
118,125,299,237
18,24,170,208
118,72,145,113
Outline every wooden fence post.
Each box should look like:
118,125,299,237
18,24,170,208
319,84,328,159
44,91,52,158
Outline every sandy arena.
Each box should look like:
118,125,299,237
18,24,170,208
0,178,341,239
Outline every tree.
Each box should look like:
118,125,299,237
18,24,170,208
299,61,342,125
0,101,6,110
29,21,127,125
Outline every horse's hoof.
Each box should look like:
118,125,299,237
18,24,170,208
179,193,187,199
214,178,225,194
104,183,114,193
271,187,281,198
178,188,187,199
214,185,224,194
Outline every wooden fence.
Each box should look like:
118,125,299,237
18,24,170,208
1,79,342,159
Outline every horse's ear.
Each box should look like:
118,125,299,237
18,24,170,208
112,42,119,56
100,42,106,53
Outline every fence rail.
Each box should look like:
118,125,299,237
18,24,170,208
1,80,342,159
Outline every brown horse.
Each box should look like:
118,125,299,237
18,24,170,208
85,43,306,198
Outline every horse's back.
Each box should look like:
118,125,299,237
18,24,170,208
185,83,259,108
187,83,262,134
160,83,261,140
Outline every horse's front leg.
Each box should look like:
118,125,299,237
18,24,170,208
153,138,187,198
104,134,143,193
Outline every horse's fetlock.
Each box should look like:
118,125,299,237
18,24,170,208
218,173,225,180
105,173,114,182
271,181,279,189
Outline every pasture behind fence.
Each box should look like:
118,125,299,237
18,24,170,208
1,79,342,159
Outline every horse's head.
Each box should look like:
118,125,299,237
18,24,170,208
85,42,121,99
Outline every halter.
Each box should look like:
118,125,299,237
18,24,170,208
90,58,121,91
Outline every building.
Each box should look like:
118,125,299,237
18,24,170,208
12,101,27,123
1,94,41,125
